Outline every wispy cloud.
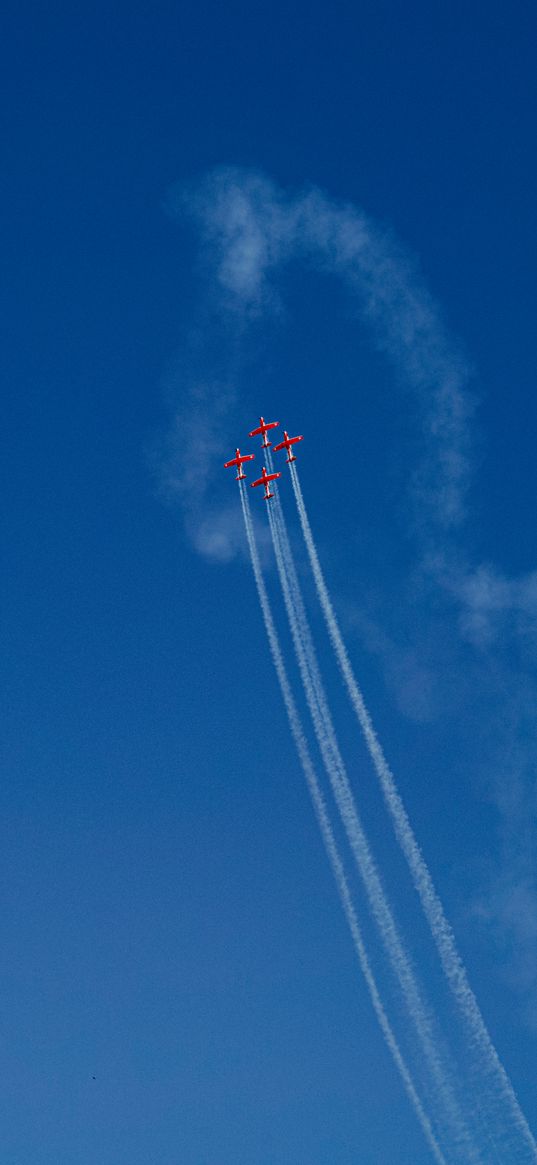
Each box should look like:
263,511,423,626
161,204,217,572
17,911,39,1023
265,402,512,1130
447,561,537,649
174,167,474,533
154,369,243,563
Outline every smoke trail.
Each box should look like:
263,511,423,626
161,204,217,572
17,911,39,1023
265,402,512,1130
288,460,537,1162
265,494,480,1162
238,481,447,1165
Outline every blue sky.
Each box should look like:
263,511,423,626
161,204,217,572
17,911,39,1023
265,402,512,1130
3,2,537,1161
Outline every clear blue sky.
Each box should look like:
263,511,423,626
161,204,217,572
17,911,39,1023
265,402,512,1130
2,2,537,1161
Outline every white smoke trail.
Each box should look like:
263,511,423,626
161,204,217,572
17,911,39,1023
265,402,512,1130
288,459,537,1163
238,481,447,1165
265,493,480,1162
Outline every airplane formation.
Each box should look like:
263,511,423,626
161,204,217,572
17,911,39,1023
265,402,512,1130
224,417,304,500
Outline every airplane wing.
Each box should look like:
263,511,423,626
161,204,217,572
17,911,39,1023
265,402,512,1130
249,419,279,437
274,434,303,452
251,471,280,488
224,451,255,468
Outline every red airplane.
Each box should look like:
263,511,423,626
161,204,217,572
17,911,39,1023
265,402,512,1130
248,416,280,448
273,430,304,462
250,465,281,501
224,448,255,480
